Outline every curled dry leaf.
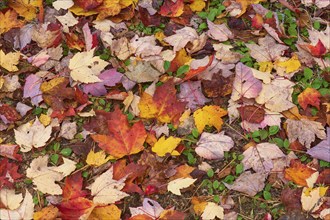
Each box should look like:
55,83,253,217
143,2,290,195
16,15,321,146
195,132,234,160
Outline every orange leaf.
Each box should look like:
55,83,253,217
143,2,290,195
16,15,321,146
75,0,103,10
88,204,121,220
0,10,24,35
251,14,263,29
57,197,94,220
129,214,154,220
298,87,321,110
33,205,58,220
138,79,187,126
284,159,316,187
191,197,207,215
91,106,147,158
159,0,184,17
159,209,186,219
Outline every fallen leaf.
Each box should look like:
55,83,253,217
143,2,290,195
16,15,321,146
0,104,22,124
125,61,162,83
0,191,34,220
202,73,234,97
207,20,234,42
152,136,181,157
231,63,263,101
255,78,295,112
0,10,24,35
83,69,123,96
307,128,330,162
87,166,129,204
8,0,42,21
33,205,59,220
301,186,328,213
69,48,109,83
195,132,234,160
52,0,74,10
86,150,111,166
59,121,77,140
138,79,187,125
286,118,326,148
130,198,164,219
91,106,147,158
238,105,265,124
274,54,301,74
0,144,22,161
0,49,20,72
224,171,267,196
201,202,224,220
190,0,206,12
298,87,321,110
23,74,43,106
14,117,52,152
284,159,316,187
178,81,211,110
167,177,196,195
193,105,227,133
191,197,208,215
88,204,121,220
242,143,286,173
26,155,76,195
0,158,22,189
159,0,184,17
159,209,186,219
55,11,78,33
0,189,23,210
164,27,201,52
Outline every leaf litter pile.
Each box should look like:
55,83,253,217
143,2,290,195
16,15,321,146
0,0,329,219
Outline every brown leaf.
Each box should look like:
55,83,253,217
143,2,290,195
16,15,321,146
238,105,265,124
202,73,234,98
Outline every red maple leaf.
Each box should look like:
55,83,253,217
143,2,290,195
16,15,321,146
0,158,22,189
91,106,147,158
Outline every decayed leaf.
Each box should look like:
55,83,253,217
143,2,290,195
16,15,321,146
307,128,330,162
284,159,316,187
195,132,234,160
286,118,326,148
87,167,129,205
0,10,24,35
207,20,234,42
298,87,321,110
242,143,286,173
91,107,147,158
201,202,224,220
125,61,162,83
193,105,227,133
224,171,267,196
0,190,34,220
23,74,43,106
138,79,186,125
231,63,263,101
69,48,109,83
0,50,20,72
255,78,295,112
178,81,210,110
26,155,76,195
167,177,197,195
130,198,164,219
152,136,181,157
301,186,328,213
86,150,111,166
0,189,23,210
14,117,52,152
33,205,59,220
88,204,121,220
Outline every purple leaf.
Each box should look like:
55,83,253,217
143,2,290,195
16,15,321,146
23,74,43,106
307,128,330,162
178,81,210,110
83,69,123,96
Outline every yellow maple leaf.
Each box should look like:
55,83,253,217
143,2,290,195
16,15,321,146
0,50,20,72
33,205,59,220
96,0,122,20
39,114,51,126
88,204,121,220
86,150,112,166
69,5,98,16
190,0,206,12
259,61,273,73
193,105,227,133
152,136,181,157
275,54,301,74
0,10,24,35
120,0,138,8
40,77,67,93
8,0,42,21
